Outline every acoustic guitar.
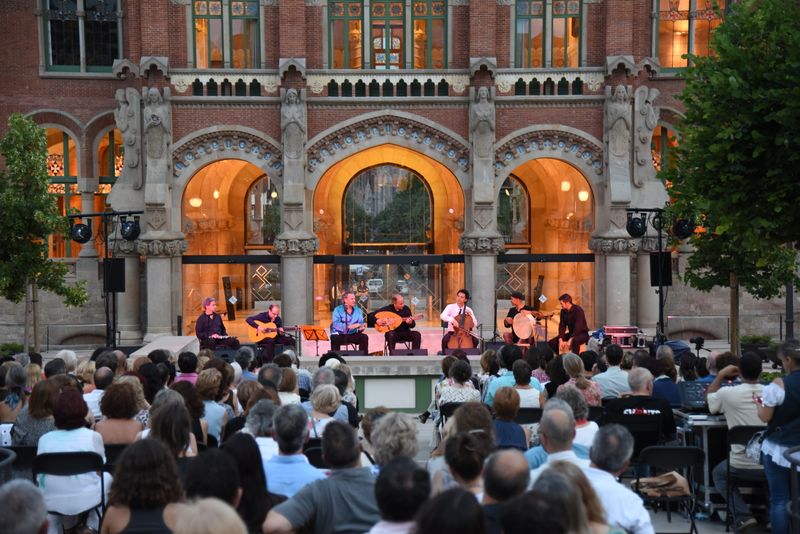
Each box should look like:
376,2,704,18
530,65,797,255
373,311,425,334
248,320,299,343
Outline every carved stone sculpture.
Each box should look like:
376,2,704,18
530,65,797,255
143,87,172,206
604,84,632,204
114,88,142,188
634,86,661,184
281,88,306,160
470,86,496,204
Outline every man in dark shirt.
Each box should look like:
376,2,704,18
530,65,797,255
369,293,421,353
548,293,589,354
503,291,537,344
195,297,240,350
246,304,296,363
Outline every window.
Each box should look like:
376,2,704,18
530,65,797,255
192,1,260,69
46,129,79,257
246,175,281,246
231,1,260,68
514,1,581,68
412,1,447,69
651,125,678,172
43,0,120,72
330,1,364,68
194,1,224,68
371,1,404,69
498,176,530,245
656,0,725,69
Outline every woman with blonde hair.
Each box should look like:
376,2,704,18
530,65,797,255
25,364,42,393
309,384,340,438
76,360,96,393
277,369,300,405
117,374,150,427
557,353,602,406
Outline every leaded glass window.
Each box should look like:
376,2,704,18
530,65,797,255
656,0,725,68
515,1,545,68
194,0,224,68
412,1,447,69
231,1,260,68
371,1,404,69
330,1,364,68
551,0,580,68
44,0,120,72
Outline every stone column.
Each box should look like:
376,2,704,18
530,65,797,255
589,236,637,327
275,236,319,327
110,239,143,344
637,250,659,334
139,238,188,342
460,235,504,339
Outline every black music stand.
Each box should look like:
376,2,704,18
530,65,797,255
302,326,329,357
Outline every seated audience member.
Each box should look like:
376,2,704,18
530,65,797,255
529,398,589,481
696,352,719,384
117,375,150,427
43,358,67,379
370,412,418,468
544,355,569,399
445,431,488,498
149,401,198,470
556,385,599,448
532,345,554,385
631,349,655,375
308,384,340,438
547,460,617,534
557,353,602,407
37,389,111,533
500,490,568,534
486,345,541,407
26,363,43,393
259,363,284,390
223,380,264,439
337,363,358,407
0,479,49,534
708,352,765,531
57,349,78,375
243,399,279,462
265,404,326,497
333,369,360,428
414,487,486,534
235,347,258,382
679,353,699,381
605,368,676,443
592,344,629,399
100,439,182,534
11,378,58,446
482,450,530,534
532,469,595,534
301,367,349,423
94,382,144,444
477,349,499,395
95,351,120,377
277,367,300,405
139,362,166,405
173,497,248,534
222,433,287,533
263,421,381,534
512,360,544,408
76,360,96,393
185,448,243,510
438,360,482,407
492,387,530,451
170,380,209,445
419,355,457,425
368,456,431,534
1,363,27,423
174,352,199,385
196,368,228,443
580,350,600,377
652,356,681,407
360,407,390,465
203,358,238,418
582,424,654,534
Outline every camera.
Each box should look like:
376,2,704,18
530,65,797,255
689,336,705,350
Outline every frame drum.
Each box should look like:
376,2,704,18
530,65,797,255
512,313,537,340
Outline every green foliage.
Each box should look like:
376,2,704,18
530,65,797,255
664,0,800,299
0,342,24,358
740,334,771,346
0,114,88,306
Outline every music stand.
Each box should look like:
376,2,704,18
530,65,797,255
302,326,329,357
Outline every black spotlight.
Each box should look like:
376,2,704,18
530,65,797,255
70,220,92,244
672,219,696,240
626,213,647,238
120,216,141,241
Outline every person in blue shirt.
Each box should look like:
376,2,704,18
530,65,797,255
265,404,327,497
331,291,369,354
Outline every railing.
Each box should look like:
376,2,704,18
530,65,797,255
306,68,470,98
169,69,281,97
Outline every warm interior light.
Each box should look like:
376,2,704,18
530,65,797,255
189,197,203,208
448,208,455,214
270,191,278,199
318,208,324,215
578,190,589,202
212,190,220,199
561,180,571,192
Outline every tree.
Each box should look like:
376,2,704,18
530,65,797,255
0,114,88,349
664,0,800,350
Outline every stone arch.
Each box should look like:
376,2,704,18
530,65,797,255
306,110,471,191
24,109,84,136
91,120,120,177
171,126,283,195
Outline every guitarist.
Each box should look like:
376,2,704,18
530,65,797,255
331,291,369,354
245,304,296,363
369,293,422,353
439,289,478,352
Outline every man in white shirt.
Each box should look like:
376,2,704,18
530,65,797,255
707,352,765,531
84,366,113,419
529,399,589,483
592,344,629,399
439,288,478,353
582,424,655,534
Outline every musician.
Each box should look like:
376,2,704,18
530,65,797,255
331,291,369,354
439,289,478,352
503,291,536,345
245,304,296,363
370,293,422,353
195,297,240,351
548,293,590,354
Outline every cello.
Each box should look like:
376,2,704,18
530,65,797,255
447,308,476,349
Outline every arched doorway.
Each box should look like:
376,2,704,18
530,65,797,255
496,158,596,337
312,144,464,325
181,159,282,337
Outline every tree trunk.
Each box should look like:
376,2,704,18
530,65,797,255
23,282,31,353
32,281,40,353
730,272,740,355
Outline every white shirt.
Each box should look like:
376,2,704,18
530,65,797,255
592,366,629,399
440,303,477,333
529,449,590,485
83,389,105,419
574,421,600,449
583,466,655,534
707,382,764,469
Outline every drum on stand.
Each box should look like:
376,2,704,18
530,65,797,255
513,313,539,343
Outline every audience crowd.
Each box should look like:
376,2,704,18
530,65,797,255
0,338,797,534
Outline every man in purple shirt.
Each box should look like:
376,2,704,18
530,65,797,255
195,297,240,350
548,293,589,354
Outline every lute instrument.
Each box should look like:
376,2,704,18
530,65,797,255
373,311,424,334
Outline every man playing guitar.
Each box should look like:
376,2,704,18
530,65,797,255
439,289,478,352
195,297,240,350
245,303,296,363
369,293,422,353
331,291,369,354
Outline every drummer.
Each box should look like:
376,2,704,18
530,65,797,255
503,291,537,345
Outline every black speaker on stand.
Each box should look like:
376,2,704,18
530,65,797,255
649,252,672,287
103,258,126,293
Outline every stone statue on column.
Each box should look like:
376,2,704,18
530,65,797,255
143,87,172,208
604,84,632,204
633,85,661,186
470,86,496,203
108,88,144,213
280,88,307,205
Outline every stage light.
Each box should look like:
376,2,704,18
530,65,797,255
672,219,695,240
626,213,647,238
70,220,93,244
120,216,141,241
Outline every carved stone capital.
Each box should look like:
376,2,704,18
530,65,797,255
588,236,639,255
137,238,188,257
274,235,319,256
108,238,140,256
460,235,505,255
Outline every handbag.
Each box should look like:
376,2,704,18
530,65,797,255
633,471,691,498
745,429,767,463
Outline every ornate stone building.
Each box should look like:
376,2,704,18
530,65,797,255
6,0,770,349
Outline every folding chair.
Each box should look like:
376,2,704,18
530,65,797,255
635,445,705,534
514,407,543,425
588,406,605,425
725,425,767,532
439,402,465,427
7,445,37,476
33,451,107,525
304,446,328,468
103,443,129,473
0,447,15,484
604,411,663,463
784,445,800,534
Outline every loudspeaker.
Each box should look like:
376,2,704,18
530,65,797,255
338,350,366,356
443,348,481,356
649,252,672,287
389,349,429,356
103,258,125,293
213,348,237,362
